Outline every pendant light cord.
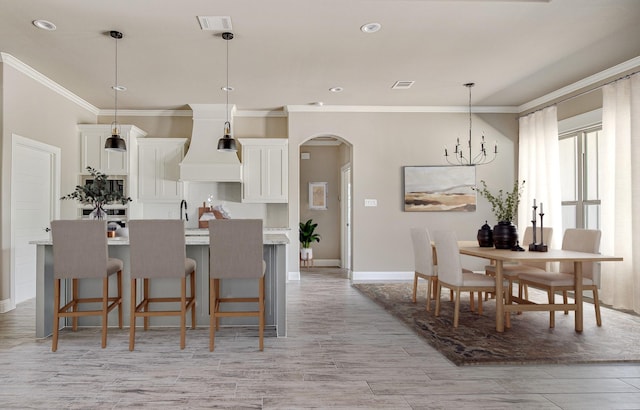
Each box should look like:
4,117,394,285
225,33,229,124
114,34,118,126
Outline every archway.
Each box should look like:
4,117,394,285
298,135,353,274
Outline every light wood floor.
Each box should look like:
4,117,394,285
1,268,640,409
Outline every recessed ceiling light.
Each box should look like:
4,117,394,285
32,19,56,31
360,22,381,34
221,86,234,92
112,85,127,91
329,87,343,93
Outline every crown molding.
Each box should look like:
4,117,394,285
99,109,193,117
518,55,640,113
0,52,99,115
285,105,519,114
98,109,288,117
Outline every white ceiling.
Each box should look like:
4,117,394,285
1,0,639,112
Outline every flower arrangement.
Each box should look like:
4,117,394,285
61,167,131,218
474,179,525,223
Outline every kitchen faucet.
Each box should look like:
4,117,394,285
180,200,188,221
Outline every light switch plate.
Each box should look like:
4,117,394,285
364,199,377,207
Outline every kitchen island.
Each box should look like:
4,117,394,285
33,234,289,338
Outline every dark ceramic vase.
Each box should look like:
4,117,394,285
477,221,494,247
493,221,518,249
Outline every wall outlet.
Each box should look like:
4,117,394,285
364,199,377,207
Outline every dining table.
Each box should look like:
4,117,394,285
457,246,623,333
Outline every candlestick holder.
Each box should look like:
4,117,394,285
529,206,548,252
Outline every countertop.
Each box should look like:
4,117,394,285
31,233,290,246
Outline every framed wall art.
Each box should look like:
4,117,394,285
309,182,328,210
403,165,476,212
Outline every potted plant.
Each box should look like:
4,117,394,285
299,219,321,261
61,166,132,219
474,179,525,249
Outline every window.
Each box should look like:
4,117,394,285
559,127,601,230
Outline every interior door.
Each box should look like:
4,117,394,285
11,135,60,305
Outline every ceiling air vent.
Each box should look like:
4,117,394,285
391,80,415,90
197,16,233,31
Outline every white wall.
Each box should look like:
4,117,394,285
1,61,96,305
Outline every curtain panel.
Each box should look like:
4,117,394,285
518,106,562,250
599,73,640,313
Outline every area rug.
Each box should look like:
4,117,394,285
353,282,640,366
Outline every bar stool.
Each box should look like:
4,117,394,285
209,219,266,351
128,220,196,350
51,220,123,352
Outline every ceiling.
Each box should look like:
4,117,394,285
1,0,639,112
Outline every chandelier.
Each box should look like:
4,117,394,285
444,82,497,166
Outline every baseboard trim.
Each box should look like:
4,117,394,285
288,272,301,281
352,271,414,282
308,259,341,267
0,298,15,313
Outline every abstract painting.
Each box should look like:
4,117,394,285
403,166,476,212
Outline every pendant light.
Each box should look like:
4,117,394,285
217,32,237,152
104,30,127,152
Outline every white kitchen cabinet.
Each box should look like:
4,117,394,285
79,124,147,175
137,138,187,202
239,138,288,203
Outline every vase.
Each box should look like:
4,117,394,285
89,205,107,220
477,221,494,247
300,248,313,261
493,221,518,249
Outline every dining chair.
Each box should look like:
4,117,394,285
51,220,123,352
209,219,266,351
518,228,602,328
128,219,196,350
433,230,500,327
410,227,438,311
484,226,553,302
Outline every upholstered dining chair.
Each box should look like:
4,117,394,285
128,219,196,350
484,226,553,302
518,228,602,328
433,230,500,327
209,219,266,351
51,220,123,352
410,227,438,311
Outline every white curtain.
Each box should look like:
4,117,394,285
599,73,640,313
517,106,562,250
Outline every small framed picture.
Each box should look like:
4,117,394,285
309,182,328,210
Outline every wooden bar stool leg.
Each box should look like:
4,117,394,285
180,277,186,350
52,278,61,352
72,278,79,331
102,277,109,348
209,279,217,352
190,270,196,329
129,278,137,351
143,278,150,330
117,270,123,328
259,276,265,351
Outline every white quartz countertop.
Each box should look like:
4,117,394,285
31,233,289,246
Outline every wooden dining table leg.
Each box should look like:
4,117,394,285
495,260,505,332
574,261,584,332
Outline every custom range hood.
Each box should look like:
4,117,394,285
179,104,242,182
